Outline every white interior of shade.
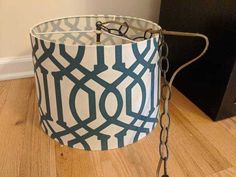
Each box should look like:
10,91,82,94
31,15,161,46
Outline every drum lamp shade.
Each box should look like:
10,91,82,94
30,15,161,150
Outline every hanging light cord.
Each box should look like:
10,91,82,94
161,31,209,87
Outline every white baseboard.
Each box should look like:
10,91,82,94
0,56,34,81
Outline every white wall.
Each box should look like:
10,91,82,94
0,0,161,58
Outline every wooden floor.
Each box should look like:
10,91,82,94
0,78,236,177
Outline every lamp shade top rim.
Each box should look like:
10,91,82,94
30,15,161,47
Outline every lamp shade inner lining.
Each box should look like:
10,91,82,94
31,15,160,46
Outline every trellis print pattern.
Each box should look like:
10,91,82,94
30,16,161,150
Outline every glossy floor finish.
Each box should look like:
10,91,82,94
0,78,236,177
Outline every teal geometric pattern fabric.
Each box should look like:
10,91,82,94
30,16,161,150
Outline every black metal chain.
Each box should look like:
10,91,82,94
96,21,153,42
158,31,171,177
96,21,171,177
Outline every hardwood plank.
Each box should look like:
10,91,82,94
18,81,57,177
207,167,236,177
0,79,34,177
167,104,231,177
220,117,236,138
170,87,236,167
